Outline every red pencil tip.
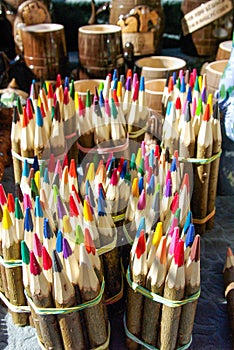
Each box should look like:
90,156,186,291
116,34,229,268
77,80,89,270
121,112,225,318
174,239,184,267
42,246,52,270
30,251,41,275
84,227,96,255
135,229,146,259
203,104,210,121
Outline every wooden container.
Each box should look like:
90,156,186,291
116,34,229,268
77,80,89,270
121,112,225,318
21,23,69,80
205,60,228,98
181,0,233,57
78,24,124,79
145,78,166,114
216,40,232,60
74,79,105,104
135,56,186,81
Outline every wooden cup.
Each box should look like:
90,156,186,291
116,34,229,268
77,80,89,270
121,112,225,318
135,56,186,81
145,78,166,114
205,60,228,98
74,79,105,104
216,40,232,60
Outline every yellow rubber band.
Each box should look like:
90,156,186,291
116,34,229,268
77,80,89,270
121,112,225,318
105,273,124,305
112,213,125,223
24,279,105,315
193,207,216,225
129,127,147,139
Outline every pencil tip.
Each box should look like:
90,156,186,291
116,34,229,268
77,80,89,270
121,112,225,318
52,249,63,272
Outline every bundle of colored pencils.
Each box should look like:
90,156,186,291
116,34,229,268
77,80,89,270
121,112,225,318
125,227,200,350
160,68,222,234
11,69,158,185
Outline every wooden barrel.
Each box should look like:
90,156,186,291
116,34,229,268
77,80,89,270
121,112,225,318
21,23,69,80
181,0,233,57
78,24,124,79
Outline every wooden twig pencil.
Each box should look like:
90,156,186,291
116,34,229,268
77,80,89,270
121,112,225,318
126,229,147,350
206,101,222,230
29,251,63,349
178,234,200,346
160,239,185,350
2,205,28,326
78,244,108,349
191,103,213,234
52,249,86,350
141,236,167,348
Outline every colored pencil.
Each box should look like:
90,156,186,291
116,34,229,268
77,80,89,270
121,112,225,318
206,101,222,229
126,229,147,350
178,234,200,346
141,235,167,348
2,205,28,326
52,249,86,350
29,251,63,348
78,243,108,348
160,239,185,350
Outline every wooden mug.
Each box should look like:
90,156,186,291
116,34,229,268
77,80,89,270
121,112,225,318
21,23,69,80
78,24,124,79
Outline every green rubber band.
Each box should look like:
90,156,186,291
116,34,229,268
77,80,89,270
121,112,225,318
0,291,30,313
24,279,105,315
0,255,22,268
123,312,192,350
178,150,222,165
126,267,200,307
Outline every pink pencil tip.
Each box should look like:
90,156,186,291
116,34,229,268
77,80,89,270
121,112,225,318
110,168,118,186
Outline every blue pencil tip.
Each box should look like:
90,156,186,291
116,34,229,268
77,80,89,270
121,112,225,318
36,106,43,127
56,230,63,253
22,159,30,177
35,196,43,217
33,156,39,172
136,217,146,238
185,223,195,247
24,207,33,231
139,76,145,91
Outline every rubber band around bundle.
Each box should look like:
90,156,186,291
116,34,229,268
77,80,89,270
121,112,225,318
24,278,105,315
105,272,124,305
112,213,125,223
122,223,134,245
37,321,111,350
123,312,192,350
177,150,222,165
11,149,64,165
193,207,216,225
129,127,147,139
77,136,129,154
126,266,200,307
225,282,234,298
96,229,118,256
0,291,30,313
0,255,22,268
